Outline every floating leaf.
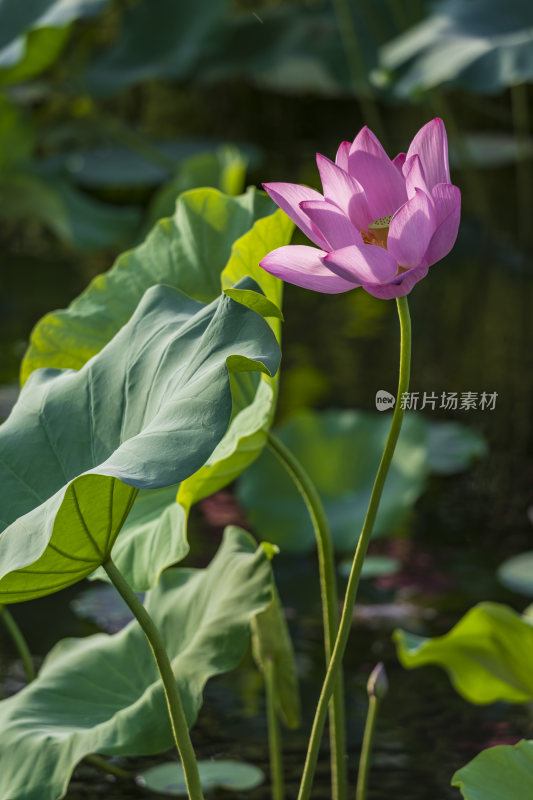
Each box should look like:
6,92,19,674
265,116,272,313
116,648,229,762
452,740,533,800
137,759,265,796
380,0,533,96
252,588,301,729
338,555,400,580
0,280,278,601
394,602,533,704
497,552,533,597
426,421,487,475
0,528,273,800
0,0,110,85
237,410,428,553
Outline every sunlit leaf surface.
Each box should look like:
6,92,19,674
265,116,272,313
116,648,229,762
19,188,291,591
394,602,533,704
0,281,278,601
452,740,533,799
21,187,280,380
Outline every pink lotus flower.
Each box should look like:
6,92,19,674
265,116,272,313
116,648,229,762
260,118,460,299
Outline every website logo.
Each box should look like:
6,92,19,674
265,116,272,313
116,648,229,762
375,390,396,411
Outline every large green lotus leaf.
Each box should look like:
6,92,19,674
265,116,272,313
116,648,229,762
19,188,290,591
0,0,109,85
0,281,278,602
251,586,301,729
0,527,273,800
394,602,533,704
177,208,293,510
380,0,533,96
236,409,429,553
178,378,275,512
452,740,533,799
21,187,278,382
95,210,292,586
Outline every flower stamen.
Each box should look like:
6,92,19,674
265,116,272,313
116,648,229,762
362,215,393,248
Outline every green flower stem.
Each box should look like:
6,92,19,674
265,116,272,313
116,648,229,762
355,694,379,800
265,659,285,800
267,432,347,800
103,558,204,800
297,296,411,800
0,605,35,683
85,754,133,780
357,663,387,800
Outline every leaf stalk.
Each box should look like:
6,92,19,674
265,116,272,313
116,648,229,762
267,431,347,800
103,558,204,800
0,605,35,683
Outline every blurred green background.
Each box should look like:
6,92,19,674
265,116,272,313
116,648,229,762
2,3,533,797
